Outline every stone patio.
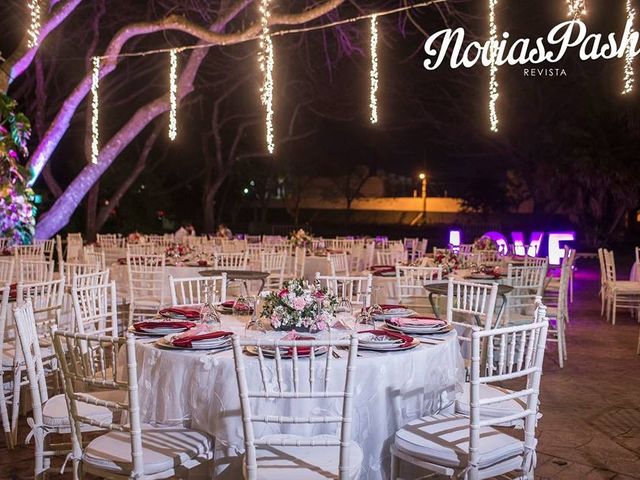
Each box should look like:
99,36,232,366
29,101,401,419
1,259,639,479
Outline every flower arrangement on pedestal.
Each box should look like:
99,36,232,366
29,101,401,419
434,251,461,275
127,232,143,244
473,235,498,252
0,94,35,245
289,228,313,249
261,279,337,332
165,243,193,259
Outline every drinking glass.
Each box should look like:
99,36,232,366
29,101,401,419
233,295,253,316
199,283,221,329
245,296,266,337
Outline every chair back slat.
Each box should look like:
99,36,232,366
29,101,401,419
169,274,227,306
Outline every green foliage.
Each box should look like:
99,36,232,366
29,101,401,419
0,93,36,245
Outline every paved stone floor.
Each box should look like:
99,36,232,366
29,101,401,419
0,259,639,479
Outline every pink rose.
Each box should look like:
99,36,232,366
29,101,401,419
313,290,325,300
293,297,307,311
278,289,288,298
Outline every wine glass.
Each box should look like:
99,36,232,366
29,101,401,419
199,283,221,329
334,296,354,330
245,296,266,337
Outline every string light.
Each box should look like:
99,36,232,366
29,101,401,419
623,0,636,95
258,0,275,154
27,0,41,48
168,49,178,140
488,0,499,132
567,0,586,20
369,15,379,124
90,57,100,165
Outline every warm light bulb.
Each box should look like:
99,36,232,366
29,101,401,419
370,15,379,124
90,57,100,165
258,0,275,154
489,0,499,133
567,0,587,20
169,49,178,140
623,0,635,95
27,0,41,49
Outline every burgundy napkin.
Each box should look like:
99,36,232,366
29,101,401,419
132,321,195,332
360,329,413,348
197,260,210,267
370,265,393,270
221,300,252,313
117,258,127,265
159,307,201,319
9,283,17,301
280,331,315,356
171,330,233,348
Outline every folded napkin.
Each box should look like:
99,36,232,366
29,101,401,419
370,265,393,270
380,304,406,311
221,300,252,313
159,307,201,319
117,258,127,265
171,327,233,348
279,331,314,356
387,316,445,327
373,267,396,276
9,283,17,301
197,260,210,267
359,329,413,348
132,321,195,332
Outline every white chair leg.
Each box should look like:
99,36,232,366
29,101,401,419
10,371,21,445
0,384,13,449
390,450,399,480
612,296,617,326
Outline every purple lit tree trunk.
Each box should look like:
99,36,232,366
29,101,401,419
28,0,346,238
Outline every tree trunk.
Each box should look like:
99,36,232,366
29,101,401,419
85,182,99,241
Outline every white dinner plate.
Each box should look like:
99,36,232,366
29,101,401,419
128,325,191,337
155,336,232,351
358,337,420,352
245,345,328,359
383,322,452,336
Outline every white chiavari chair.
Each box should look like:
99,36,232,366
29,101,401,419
66,233,83,263
232,334,362,480
598,248,607,318
100,246,124,268
502,264,548,326
348,243,364,273
214,251,248,271
17,259,54,284
375,249,405,266
0,286,14,448
362,241,376,270
246,244,265,268
126,243,156,255
96,233,123,248
127,254,166,325
315,273,373,309
34,239,55,262
82,249,106,269
284,247,306,283
328,252,350,277
14,301,115,478
458,244,473,254
474,250,502,266
524,256,548,268
169,274,227,306
446,277,499,338
71,278,119,337
414,239,428,261
544,258,569,368
0,257,14,285
394,266,442,312
13,244,45,259
260,251,287,290
311,238,325,251
403,238,419,261
52,329,213,479
61,262,102,289
391,318,549,480
245,235,262,244
602,249,640,325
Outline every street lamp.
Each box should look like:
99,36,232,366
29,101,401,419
418,173,427,224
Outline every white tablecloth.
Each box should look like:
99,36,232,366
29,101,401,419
129,316,464,479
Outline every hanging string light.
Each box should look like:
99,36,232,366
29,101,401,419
168,49,178,140
90,57,100,165
258,0,275,154
27,0,41,48
567,0,587,20
369,15,379,124
623,0,636,95
488,0,499,132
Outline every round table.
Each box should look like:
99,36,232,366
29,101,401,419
198,269,270,294
128,315,464,480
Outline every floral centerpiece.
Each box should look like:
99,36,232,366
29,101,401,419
434,250,461,275
165,243,193,260
261,279,337,332
127,232,143,244
289,228,313,249
0,94,36,245
473,235,498,251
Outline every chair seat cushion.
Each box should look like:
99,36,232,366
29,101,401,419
83,424,212,476
246,434,363,480
455,383,526,427
43,392,115,428
394,413,523,469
